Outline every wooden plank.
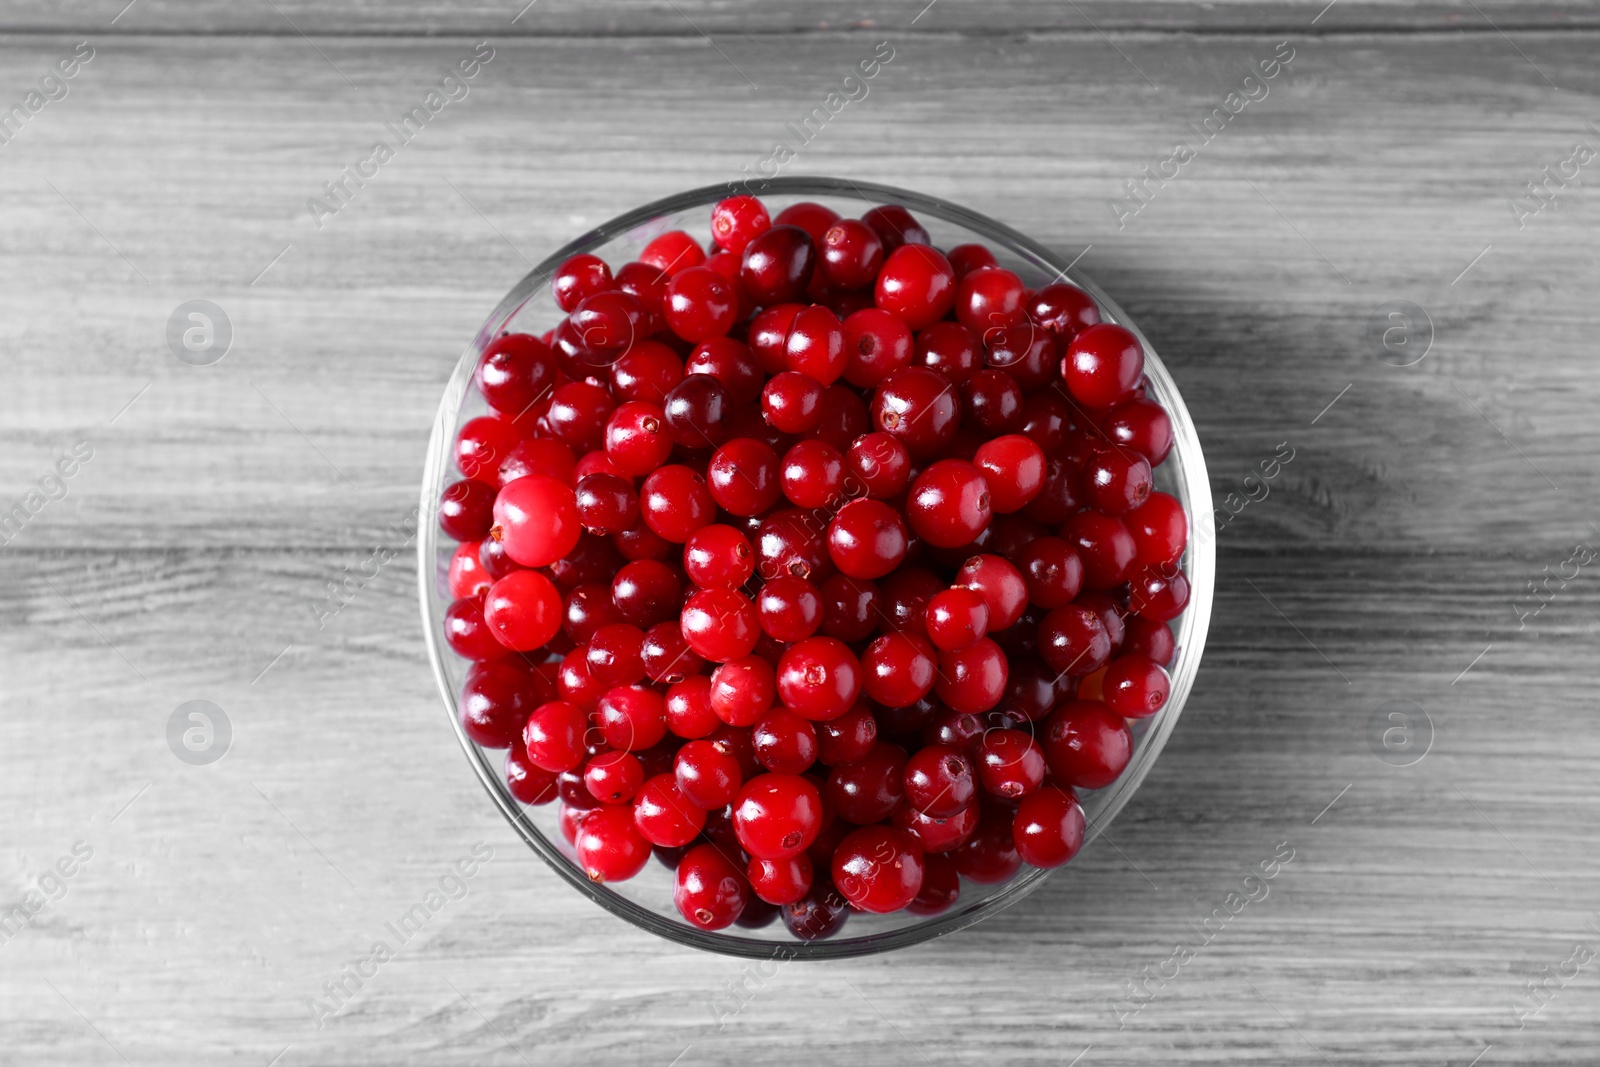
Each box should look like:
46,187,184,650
3,0,1600,35
2,26,1599,1067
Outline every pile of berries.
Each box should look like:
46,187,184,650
438,194,1189,939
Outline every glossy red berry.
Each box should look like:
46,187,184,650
748,852,813,906
953,554,1028,632
974,728,1047,799
950,803,1022,884
1083,444,1153,515
826,741,908,824
827,498,908,579
776,637,862,721
459,660,540,748
585,750,644,804
675,738,744,810
762,371,825,434
709,655,777,726
781,439,847,509
1063,511,1139,591
907,459,992,549
664,266,737,343
861,631,938,708
860,204,930,251
1043,700,1133,788
818,219,885,289
915,321,982,385
816,703,878,766
1103,397,1175,466
596,684,669,751
832,825,925,914
1102,654,1171,718
483,570,563,651
707,437,782,517
741,224,816,305
925,587,990,651
1017,536,1085,610
1064,323,1144,409
1123,614,1176,666
492,475,581,567
575,803,652,883
552,253,614,313
634,774,707,846
845,432,912,499
902,743,977,817
440,478,497,542
875,244,956,331
935,637,1008,714
640,230,707,275
732,773,824,859
751,709,819,776
1129,564,1190,622
955,266,1027,337
757,575,824,643
1029,282,1100,341
639,465,714,543
522,700,588,772
711,194,772,254
444,595,509,661
1013,785,1086,868
841,307,914,388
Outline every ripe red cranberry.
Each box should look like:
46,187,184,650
680,587,759,662
709,655,776,726
1102,654,1171,718
1083,444,1153,515
893,798,979,854
571,290,644,363
1013,785,1086,868
945,242,998,278
448,541,492,600
574,473,638,535
575,803,651,883
926,588,990,651
640,622,703,685
973,433,1046,514
815,703,877,766
616,260,670,324
872,367,959,458
833,825,925,914
782,881,850,940
1103,397,1175,465
748,852,814,905
908,852,961,915
752,709,819,775
1043,700,1132,788
819,574,880,643
500,438,577,489
1129,564,1190,622
686,337,763,405
663,266,737,343
1029,282,1100,341
612,520,674,564
564,585,622,645
459,661,541,748
633,773,706,846
775,201,842,242
913,321,981,385
638,464,714,543
746,303,804,374
841,307,914,388
781,439,847,509
1016,535,1085,609
482,570,563,651
953,554,1028,632
595,685,669,752
877,566,945,637
1125,491,1187,568
610,339,683,405
455,415,521,484
762,371,825,434
741,224,816,305
818,219,885,289
662,373,731,449
827,498,908,579
602,401,670,477
707,437,781,516
861,631,938,708
950,803,1022,884
443,595,508,661
665,676,719,739
974,728,1047,799
935,637,1008,714
732,773,824,859
860,204,931,251
826,741,907,824
875,244,956,330
638,231,704,276
907,459,992,549
684,524,755,589
610,560,681,627
1123,614,1176,666
757,575,824,643
505,741,560,804
776,637,862,721
955,267,1027,336
985,321,1058,390
585,750,644,804
957,369,1024,436
552,253,613,312
783,305,846,385
1038,604,1112,678
586,623,646,688
845,431,912,499
711,194,772,254
673,842,750,929
1064,323,1144,409
1063,511,1139,590
755,509,834,583
674,738,744,809
546,381,616,452
439,478,496,542
808,383,872,452
522,700,588,772
903,743,977,817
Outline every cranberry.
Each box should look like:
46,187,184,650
575,803,651,883
915,321,982,384
482,570,563,651
1038,604,1111,679
500,438,577,489
611,560,681,627
775,201,842,243
841,307,914,388
974,728,1047,799
1013,785,1086,868
820,574,881,643
574,473,638,535
757,575,824,643
663,266,736,343
747,303,804,374
596,684,668,751
903,743,977,817
955,267,1027,336
1123,614,1176,666
639,464,714,543
845,431,912,498
1064,323,1144,409
455,415,520,484
861,631,938,708
557,647,605,708
827,741,907,824
662,374,730,449
640,230,707,275
683,524,754,589
827,498,908,579
711,194,772,254
1103,397,1174,466
439,478,496,542
950,803,1021,884
985,322,1058,390
444,595,509,661
708,437,782,516
875,244,956,331
908,459,992,549
522,700,588,772
808,384,872,453
1102,654,1170,718
1083,444,1153,515
945,243,998,278
872,367,959,458
610,340,683,405
833,825,925,914
878,566,945,637
665,676,720,739
741,224,816,305
908,852,961,915
459,661,540,748
860,204,931,251
748,852,813,905
640,622,703,685
732,773,824,859
680,587,759,662
755,509,834,583
1017,536,1085,609
674,738,744,810
973,434,1046,514
752,709,819,775
935,637,1008,714
782,881,850,940
616,261,670,325
953,554,1028,632
762,371,825,434
818,219,885,289
552,253,613,312
546,381,615,453
686,337,764,405
1062,511,1138,590
1029,283,1100,341
776,637,862,721
673,842,750,930
448,542,492,600
709,655,776,726
585,751,644,804
926,588,990,651
781,439,847,509
1043,700,1132,789
783,305,846,385
571,290,644,364
586,623,646,688
505,741,560,804
1129,564,1190,622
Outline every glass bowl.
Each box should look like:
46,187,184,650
418,177,1214,959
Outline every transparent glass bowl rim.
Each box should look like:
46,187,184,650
417,176,1215,960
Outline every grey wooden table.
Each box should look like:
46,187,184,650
3,2,1598,1063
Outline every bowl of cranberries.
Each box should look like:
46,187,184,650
420,178,1214,957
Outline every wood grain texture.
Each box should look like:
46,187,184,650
2,16,1599,1067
